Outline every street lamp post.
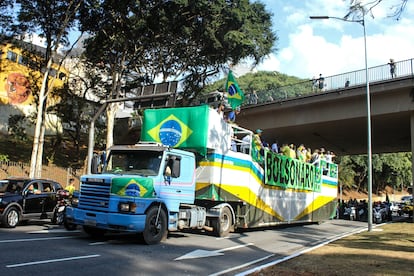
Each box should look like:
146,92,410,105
310,15,373,231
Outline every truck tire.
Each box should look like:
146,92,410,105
2,207,20,228
213,206,232,237
83,226,106,238
143,206,167,245
64,220,77,231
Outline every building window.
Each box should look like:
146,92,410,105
18,55,29,65
6,51,17,62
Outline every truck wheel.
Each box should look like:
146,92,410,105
213,206,232,237
143,206,167,245
83,226,106,238
2,207,20,228
64,220,77,231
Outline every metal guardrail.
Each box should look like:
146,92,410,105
248,58,414,104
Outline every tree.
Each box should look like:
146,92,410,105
151,0,277,103
337,152,412,194
0,0,14,35
201,71,306,105
345,0,409,20
9,0,84,177
79,0,277,149
79,0,143,152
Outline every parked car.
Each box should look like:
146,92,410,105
0,177,63,228
400,195,413,203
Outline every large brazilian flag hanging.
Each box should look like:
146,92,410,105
141,105,210,154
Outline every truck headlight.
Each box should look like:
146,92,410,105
118,202,137,213
71,197,79,207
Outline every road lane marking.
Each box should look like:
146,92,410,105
217,243,254,252
0,236,73,243
28,229,81,234
175,243,254,260
6,254,100,268
209,254,275,276
89,241,108,245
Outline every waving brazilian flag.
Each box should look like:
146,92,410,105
141,106,210,154
225,70,245,109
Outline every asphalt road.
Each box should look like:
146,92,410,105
0,219,369,276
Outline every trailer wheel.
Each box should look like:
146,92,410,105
213,206,232,237
83,226,106,238
143,206,167,245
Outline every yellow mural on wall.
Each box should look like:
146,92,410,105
0,42,68,106
0,41,69,134
1,72,33,105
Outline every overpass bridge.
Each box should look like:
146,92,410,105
237,58,414,156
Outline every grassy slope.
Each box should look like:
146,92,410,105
252,219,414,276
0,134,87,168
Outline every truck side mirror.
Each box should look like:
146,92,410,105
90,153,101,174
91,164,99,174
171,159,180,178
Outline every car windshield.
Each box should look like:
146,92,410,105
104,150,163,176
0,179,24,193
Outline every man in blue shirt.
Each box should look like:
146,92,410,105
227,107,240,123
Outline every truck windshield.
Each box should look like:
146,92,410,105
104,150,163,176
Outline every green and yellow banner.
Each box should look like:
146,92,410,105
265,151,321,192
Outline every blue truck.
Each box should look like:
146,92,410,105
65,105,338,244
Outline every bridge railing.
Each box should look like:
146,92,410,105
250,58,414,104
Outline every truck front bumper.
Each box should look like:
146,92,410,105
66,206,146,232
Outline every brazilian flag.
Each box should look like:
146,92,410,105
141,106,210,154
111,177,155,198
225,70,245,109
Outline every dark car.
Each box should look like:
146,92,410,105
0,177,63,228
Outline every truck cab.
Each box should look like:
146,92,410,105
66,142,204,244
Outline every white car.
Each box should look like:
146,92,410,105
389,202,402,215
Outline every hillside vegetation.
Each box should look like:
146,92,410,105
0,133,87,169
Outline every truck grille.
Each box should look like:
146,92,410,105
79,178,111,212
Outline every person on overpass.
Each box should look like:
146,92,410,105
388,58,396,78
318,74,325,91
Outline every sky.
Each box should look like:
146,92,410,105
249,0,414,79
